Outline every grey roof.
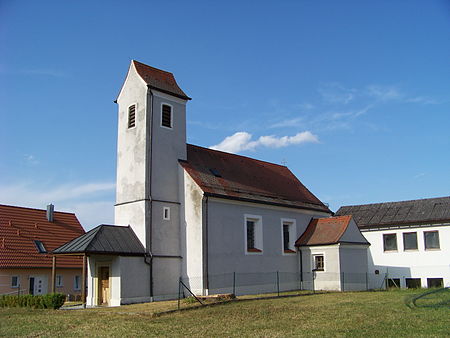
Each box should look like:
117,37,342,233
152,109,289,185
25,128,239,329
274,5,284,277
336,196,450,229
53,224,145,256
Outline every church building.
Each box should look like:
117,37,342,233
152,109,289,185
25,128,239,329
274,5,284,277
55,61,369,306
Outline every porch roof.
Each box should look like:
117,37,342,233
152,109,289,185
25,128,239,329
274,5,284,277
53,224,145,256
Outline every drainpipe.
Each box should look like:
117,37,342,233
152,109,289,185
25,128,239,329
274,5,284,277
297,247,303,289
147,88,154,299
203,196,209,293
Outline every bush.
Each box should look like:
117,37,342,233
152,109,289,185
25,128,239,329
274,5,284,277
0,293,66,309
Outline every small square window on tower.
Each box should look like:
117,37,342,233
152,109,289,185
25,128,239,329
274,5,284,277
161,104,172,129
163,207,170,220
128,104,136,128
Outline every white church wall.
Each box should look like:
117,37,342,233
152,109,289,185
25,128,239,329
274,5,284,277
205,197,330,295
119,256,151,305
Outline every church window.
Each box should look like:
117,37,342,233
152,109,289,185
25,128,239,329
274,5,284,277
244,215,262,254
163,207,170,220
313,254,324,271
161,104,172,128
281,219,296,254
128,104,136,128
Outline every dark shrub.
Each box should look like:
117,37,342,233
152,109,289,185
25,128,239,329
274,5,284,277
0,293,66,309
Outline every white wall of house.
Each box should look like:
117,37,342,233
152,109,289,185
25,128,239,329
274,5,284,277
363,224,450,288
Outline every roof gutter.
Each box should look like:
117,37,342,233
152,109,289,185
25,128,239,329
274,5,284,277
204,193,332,214
147,85,191,101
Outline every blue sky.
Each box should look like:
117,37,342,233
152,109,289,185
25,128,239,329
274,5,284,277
1,1,449,230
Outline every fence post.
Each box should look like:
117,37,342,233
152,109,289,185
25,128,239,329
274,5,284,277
312,272,315,294
178,277,181,310
341,272,345,292
277,271,280,297
232,272,236,296
17,284,20,296
366,272,368,291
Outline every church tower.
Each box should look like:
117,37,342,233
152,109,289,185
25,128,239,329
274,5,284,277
115,60,190,299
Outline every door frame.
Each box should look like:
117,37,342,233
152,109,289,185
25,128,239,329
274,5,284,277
95,263,111,306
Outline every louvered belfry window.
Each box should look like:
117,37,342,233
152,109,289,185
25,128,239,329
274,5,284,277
162,104,172,128
128,105,136,128
247,220,255,250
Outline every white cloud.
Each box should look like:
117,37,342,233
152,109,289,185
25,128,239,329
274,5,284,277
366,85,402,101
318,83,356,104
210,131,319,153
24,154,39,165
0,181,115,230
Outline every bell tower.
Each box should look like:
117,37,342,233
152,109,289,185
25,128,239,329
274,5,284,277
114,60,190,299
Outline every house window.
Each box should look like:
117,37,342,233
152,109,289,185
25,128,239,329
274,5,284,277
403,232,418,250
34,240,47,253
163,207,170,220
405,278,421,289
56,275,63,287
244,215,262,254
387,278,400,288
161,104,172,128
281,219,296,254
313,255,324,271
128,104,136,128
11,276,19,288
424,231,440,250
383,234,397,251
74,275,81,291
427,278,443,288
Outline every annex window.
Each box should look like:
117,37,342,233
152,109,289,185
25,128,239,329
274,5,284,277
281,219,296,254
405,278,421,289
313,255,324,271
427,278,443,288
424,231,440,250
11,276,19,288
74,275,81,291
386,278,400,288
245,215,262,254
128,104,136,128
383,234,397,252
56,275,63,287
163,207,170,221
34,240,47,253
403,232,418,251
161,104,172,129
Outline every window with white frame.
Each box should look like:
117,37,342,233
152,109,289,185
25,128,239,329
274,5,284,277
313,254,324,271
245,215,263,253
74,275,81,291
424,231,440,250
383,233,397,251
128,104,136,128
163,207,170,220
281,219,296,254
11,276,19,288
161,104,172,129
56,275,63,287
403,232,418,250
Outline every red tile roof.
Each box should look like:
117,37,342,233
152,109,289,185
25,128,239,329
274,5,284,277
295,215,353,246
133,60,191,100
180,144,331,213
0,204,85,268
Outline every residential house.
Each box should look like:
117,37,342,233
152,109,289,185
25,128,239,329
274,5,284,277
55,60,369,306
0,204,85,297
336,196,450,289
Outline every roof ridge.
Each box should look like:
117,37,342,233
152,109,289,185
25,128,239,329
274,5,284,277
132,60,174,75
186,143,288,169
339,196,450,209
0,204,76,215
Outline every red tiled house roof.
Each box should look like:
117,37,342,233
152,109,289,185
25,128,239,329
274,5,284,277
0,204,85,268
180,144,331,213
132,60,191,100
295,215,354,246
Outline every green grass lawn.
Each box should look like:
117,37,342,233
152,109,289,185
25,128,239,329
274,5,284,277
0,290,448,337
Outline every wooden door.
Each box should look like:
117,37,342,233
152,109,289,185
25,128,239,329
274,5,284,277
98,267,110,305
